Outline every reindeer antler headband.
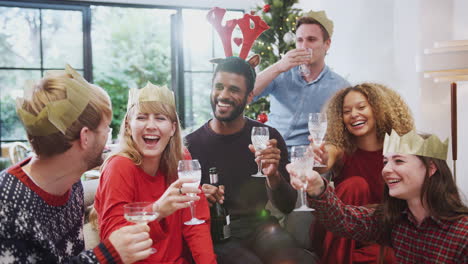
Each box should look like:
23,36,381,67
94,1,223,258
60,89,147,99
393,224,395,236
206,7,269,60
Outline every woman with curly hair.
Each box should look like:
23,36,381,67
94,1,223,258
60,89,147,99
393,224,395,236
311,83,414,264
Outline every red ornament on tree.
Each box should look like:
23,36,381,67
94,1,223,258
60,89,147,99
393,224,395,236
257,112,268,123
263,4,271,13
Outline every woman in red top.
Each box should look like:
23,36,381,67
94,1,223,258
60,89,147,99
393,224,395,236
94,82,216,264
311,83,414,264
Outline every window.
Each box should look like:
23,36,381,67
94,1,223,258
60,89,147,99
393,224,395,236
0,3,88,143
91,6,176,135
0,1,243,146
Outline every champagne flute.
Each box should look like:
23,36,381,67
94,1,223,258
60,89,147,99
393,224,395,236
124,202,158,253
178,159,205,225
251,126,269,177
308,112,327,167
291,145,315,212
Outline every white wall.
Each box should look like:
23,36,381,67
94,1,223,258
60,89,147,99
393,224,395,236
449,0,468,200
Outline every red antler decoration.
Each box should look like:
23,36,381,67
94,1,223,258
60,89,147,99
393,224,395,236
206,7,237,57
236,14,269,59
207,7,270,59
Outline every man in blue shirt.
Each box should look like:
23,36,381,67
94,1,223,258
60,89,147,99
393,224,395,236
253,10,350,151
252,10,350,251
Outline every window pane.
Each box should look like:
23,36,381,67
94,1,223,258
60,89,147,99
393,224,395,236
91,6,176,134
42,9,83,68
0,70,41,141
0,7,40,68
183,72,213,130
183,9,214,72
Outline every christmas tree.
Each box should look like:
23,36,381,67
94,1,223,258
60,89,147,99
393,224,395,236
245,0,303,121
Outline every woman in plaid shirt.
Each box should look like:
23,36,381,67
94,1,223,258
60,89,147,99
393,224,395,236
290,131,468,263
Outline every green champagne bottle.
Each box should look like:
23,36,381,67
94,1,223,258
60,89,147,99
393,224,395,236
209,167,230,242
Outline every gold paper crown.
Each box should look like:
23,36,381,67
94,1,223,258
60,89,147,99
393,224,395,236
16,64,94,136
383,129,449,160
127,81,175,110
302,10,334,37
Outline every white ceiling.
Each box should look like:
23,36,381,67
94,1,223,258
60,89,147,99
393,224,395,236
67,0,264,10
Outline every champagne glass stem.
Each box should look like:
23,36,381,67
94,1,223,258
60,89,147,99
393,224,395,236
257,160,262,175
301,188,307,206
189,201,196,219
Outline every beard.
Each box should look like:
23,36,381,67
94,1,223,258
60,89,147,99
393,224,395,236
211,96,247,122
85,141,105,170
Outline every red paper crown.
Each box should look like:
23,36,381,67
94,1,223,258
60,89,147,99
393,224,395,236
207,7,269,59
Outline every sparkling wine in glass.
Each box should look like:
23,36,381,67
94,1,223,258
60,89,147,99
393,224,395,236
124,202,158,253
308,112,327,167
178,159,205,225
291,145,315,212
251,126,269,177
298,48,313,77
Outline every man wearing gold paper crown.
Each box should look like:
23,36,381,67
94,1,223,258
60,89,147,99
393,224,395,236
0,65,153,263
287,130,468,263
185,7,318,264
252,10,350,152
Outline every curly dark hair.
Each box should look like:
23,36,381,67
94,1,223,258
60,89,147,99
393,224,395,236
325,83,414,154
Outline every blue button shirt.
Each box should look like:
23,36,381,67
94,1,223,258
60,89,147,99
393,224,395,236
254,65,350,147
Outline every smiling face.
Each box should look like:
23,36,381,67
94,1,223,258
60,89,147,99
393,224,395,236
342,91,377,139
296,23,330,65
210,71,250,122
382,153,428,202
128,110,175,161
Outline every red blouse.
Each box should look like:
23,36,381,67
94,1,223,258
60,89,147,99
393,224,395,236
94,156,216,264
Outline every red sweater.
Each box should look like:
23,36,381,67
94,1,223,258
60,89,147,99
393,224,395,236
336,148,385,204
94,156,216,264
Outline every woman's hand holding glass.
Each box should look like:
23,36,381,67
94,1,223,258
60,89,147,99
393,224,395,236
177,159,205,225
308,113,327,167
289,145,315,211
152,178,201,220
308,135,329,169
286,161,326,198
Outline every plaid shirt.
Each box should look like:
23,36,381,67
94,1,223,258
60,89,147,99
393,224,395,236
309,183,468,264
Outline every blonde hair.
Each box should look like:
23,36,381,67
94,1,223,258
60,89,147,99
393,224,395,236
104,101,184,184
22,74,112,157
325,83,414,154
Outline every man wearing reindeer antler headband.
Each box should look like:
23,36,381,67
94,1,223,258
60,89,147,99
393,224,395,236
252,10,350,152
186,7,318,264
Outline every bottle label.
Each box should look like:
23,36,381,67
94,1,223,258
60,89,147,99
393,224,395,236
223,223,231,239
